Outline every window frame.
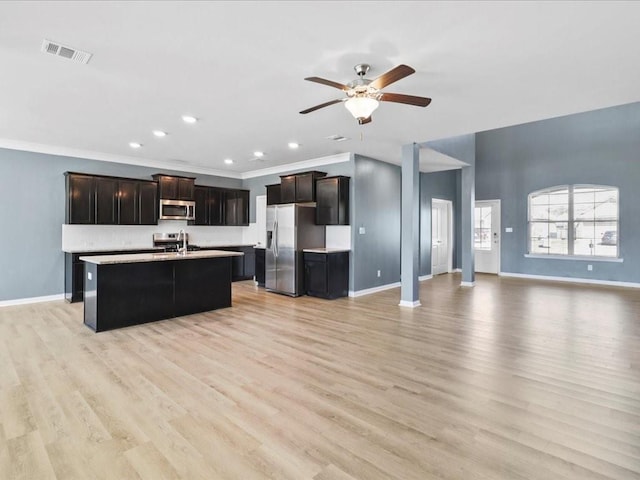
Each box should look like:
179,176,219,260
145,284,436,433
527,184,619,259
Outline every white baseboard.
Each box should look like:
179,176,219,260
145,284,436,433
399,300,421,308
0,294,65,308
460,281,476,287
418,274,433,281
453,268,462,273
349,282,401,297
499,272,640,289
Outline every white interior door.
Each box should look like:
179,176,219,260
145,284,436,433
431,199,452,276
475,200,501,274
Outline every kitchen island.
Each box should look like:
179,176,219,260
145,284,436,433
80,250,243,332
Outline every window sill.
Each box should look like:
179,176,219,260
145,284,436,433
524,254,623,263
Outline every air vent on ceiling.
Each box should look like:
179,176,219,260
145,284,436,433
326,134,349,142
41,39,92,64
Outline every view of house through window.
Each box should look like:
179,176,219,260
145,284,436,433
528,185,618,257
474,206,492,250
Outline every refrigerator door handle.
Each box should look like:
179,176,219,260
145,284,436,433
274,220,278,257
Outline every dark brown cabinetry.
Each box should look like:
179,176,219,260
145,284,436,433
315,176,350,225
117,179,138,225
192,186,249,226
254,247,265,287
225,190,249,226
279,171,326,203
266,184,281,205
153,174,195,201
304,251,349,299
200,245,255,281
65,173,158,225
138,181,159,225
65,249,159,303
193,186,210,225
66,173,96,224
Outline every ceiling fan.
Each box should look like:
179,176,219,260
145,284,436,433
300,64,431,125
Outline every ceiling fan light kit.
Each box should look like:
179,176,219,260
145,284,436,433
300,63,431,124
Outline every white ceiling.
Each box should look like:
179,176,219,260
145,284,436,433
1,1,639,178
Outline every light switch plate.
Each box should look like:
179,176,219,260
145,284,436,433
359,227,366,234
505,227,513,233
87,272,92,280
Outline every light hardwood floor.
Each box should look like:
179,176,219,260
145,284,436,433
1,273,639,479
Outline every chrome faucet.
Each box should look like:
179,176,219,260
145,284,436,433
177,229,187,254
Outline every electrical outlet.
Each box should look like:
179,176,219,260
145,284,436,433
359,226,366,235
587,264,593,271
377,270,381,277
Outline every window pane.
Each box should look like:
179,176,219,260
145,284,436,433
474,206,492,250
548,192,569,205
530,205,549,221
549,205,568,221
528,185,617,258
594,224,617,257
530,194,550,206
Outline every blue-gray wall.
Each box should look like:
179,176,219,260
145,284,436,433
0,148,241,302
419,169,460,276
352,155,401,291
476,101,640,282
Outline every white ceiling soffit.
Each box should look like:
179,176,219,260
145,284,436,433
0,1,639,176
419,147,468,173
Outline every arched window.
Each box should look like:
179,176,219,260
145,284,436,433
528,185,618,257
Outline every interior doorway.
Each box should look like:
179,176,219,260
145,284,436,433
474,199,501,274
431,199,453,275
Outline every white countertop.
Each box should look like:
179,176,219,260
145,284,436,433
64,246,164,254
302,248,351,254
80,249,243,265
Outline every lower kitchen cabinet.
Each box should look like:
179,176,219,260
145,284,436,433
200,245,255,281
303,250,349,299
254,247,265,287
65,249,158,303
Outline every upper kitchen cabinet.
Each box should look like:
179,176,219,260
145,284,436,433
224,189,249,226
192,185,248,226
193,185,210,225
65,173,95,224
279,171,326,203
138,180,159,225
266,184,281,205
119,179,158,225
117,179,139,225
65,172,158,225
315,176,350,225
152,174,195,201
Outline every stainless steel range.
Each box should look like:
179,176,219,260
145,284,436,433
153,232,201,253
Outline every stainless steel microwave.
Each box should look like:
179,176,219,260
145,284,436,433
159,199,196,220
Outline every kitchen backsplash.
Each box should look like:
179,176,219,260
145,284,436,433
62,221,256,252
62,223,350,252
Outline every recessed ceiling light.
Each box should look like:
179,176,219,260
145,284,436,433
182,115,197,124
153,130,167,137
253,151,264,157
129,142,142,149
224,158,234,165
288,142,300,149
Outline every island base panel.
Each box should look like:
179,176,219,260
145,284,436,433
84,257,232,332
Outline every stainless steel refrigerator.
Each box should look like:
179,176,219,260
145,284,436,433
266,204,325,296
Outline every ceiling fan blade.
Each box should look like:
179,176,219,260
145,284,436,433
358,116,372,125
304,77,349,90
369,64,415,90
379,92,432,107
299,98,345,114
